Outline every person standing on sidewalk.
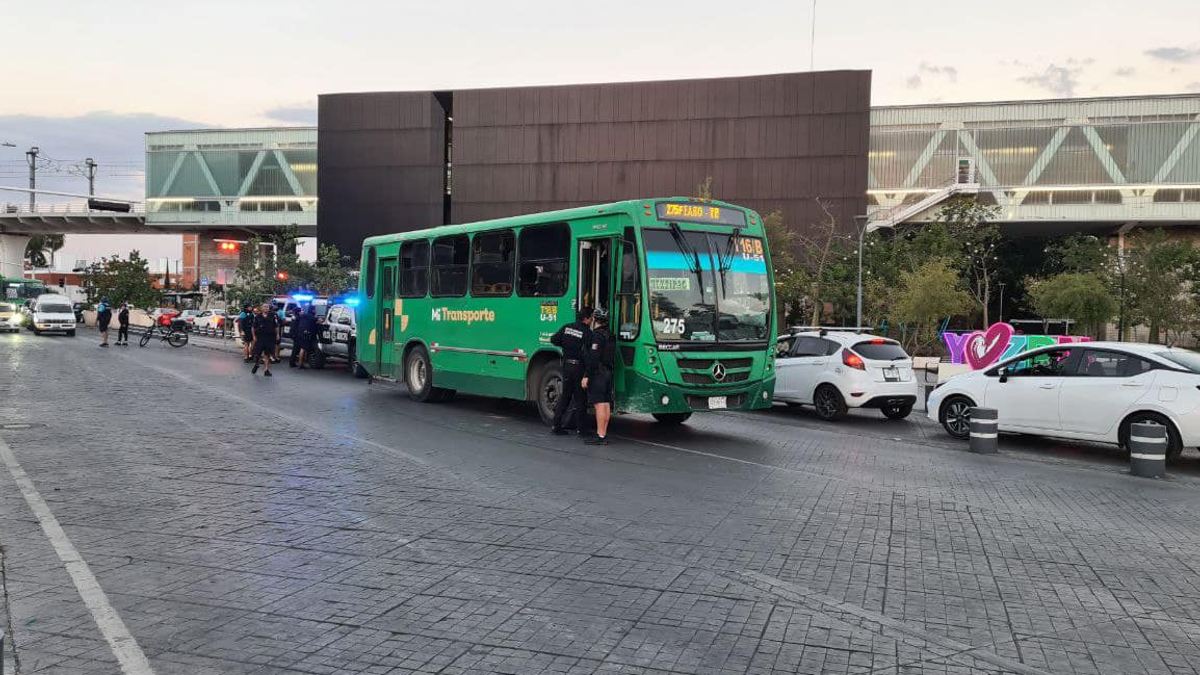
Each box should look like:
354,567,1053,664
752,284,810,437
291,305,319,369
115,302,130,346
582,308,615,445
96,298,112,348
251,302,280,377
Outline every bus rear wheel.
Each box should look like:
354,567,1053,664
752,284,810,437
405,345,451,403
652,412,692,425
534,361,563,425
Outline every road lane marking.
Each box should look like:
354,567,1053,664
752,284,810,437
0,435,156,675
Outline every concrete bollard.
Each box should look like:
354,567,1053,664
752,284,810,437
969,407,998,454
1129,422,1167,478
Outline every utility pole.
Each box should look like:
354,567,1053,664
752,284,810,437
85,158,97,196
26,146,39,210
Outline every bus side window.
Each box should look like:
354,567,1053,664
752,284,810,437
399,240,430,298
471,229,515,297
517,223,570,297
431,235,469,297
618,227,641,340
365,247,377,299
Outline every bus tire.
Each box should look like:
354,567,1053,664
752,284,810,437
405,345,436,402
652,412,692,425
534,361,563,425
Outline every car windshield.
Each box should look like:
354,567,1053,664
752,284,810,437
853,340,909,361
1157,350,1200,373
39,304,72,314
643,229,770,343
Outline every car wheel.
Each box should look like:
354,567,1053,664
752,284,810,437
307,350,326,369
32,328,41,336
939,395,975,440
652,412,692,425
534,361,563,425
882,402,913,420
66,329,76,337
1119,412,1183,462
812,385,847,421
352,360,369,379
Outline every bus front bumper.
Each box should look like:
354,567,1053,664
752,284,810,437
621,372,776,414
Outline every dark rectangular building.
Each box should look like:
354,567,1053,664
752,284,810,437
318,71,870,256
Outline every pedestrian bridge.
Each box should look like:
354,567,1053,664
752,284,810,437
869,94,1200,233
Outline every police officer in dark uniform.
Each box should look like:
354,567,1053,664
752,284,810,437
583,307,616,445
291,305,319,369
549,306,593,435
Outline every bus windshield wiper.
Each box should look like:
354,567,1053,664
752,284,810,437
717,227,743,298
668,223,706,303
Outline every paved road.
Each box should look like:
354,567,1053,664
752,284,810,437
2,332,1200,674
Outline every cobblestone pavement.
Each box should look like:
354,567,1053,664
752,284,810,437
2,332,1200,674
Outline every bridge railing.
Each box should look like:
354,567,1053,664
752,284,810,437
1,202,145,215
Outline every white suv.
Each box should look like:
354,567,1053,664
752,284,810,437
774,331,920,420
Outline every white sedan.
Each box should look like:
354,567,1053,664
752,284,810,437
928,341,1200,460
193,310,231,331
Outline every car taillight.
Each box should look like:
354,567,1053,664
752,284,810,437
842,349,865,370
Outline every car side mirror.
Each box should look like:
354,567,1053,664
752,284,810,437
997,367,1008,383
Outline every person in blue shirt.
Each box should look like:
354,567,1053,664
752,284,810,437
96,299,112,348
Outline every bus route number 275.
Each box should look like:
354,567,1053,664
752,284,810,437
661,318,686,334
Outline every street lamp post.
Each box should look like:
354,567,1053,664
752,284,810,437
854,215,868,330
998,282,1006,323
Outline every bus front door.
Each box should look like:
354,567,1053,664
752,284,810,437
377,258,397,377
576,238,613,318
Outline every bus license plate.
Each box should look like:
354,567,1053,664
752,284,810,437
883,367,899,382
709,396,727,409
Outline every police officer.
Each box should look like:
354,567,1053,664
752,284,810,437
582,307,616,445
549,306,593,435
238,304,255,362
116,302,130,346
251,302,281,377
291,305,319,369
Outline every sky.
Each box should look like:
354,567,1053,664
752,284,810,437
2,0,1199,267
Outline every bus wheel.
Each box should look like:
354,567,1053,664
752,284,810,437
405,346,436,402
535,361,563,425
652,412,692,425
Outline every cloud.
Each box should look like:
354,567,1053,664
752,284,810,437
904,62,957,90
1145,46,1200,62
1114,67,1137,77
264,105,317,125
1018,64,1081,97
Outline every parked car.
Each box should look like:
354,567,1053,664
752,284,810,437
314,302,368,377
193,309,232,331
29,293,77,336
0,302,21,333
176,309,205,328
927,342,1200,460
774,330,920,420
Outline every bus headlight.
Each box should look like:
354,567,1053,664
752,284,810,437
661,395,670,405
762,391,768,400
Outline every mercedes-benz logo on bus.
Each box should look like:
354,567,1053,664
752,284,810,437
711,362,727,382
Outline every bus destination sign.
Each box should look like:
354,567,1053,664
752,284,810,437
655,202,748,227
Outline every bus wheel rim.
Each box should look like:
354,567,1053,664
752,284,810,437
410,358,426,390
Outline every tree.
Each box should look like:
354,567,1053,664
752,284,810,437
890,259,973,354
311,244,356,295
792,199,854,326
1044,234,1113,275
762,210,804,328
82,251,159,309
1123,229,1200,343
1026,273,1118,338
225,235,275,307
933,197,1001,325
25,234,65,268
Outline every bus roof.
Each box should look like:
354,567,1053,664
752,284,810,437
361,197,761,248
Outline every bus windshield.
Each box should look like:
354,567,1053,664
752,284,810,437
643,229,770,344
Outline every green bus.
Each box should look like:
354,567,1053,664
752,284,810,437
357,198,777,424
0,276,47,302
